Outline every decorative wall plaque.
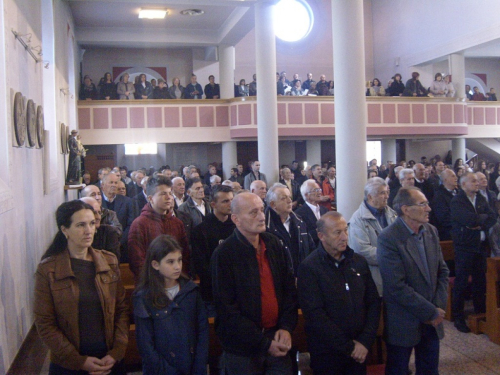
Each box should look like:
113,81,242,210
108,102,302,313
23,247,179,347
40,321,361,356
36,105,44,148
26,99,37,148
13,92,26,147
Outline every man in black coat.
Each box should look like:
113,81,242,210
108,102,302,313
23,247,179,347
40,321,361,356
279,167,302,209
450,172,496,332
413,163,434,202
431,169,458,241
295,179,329,247
211,192,297,374
100,172,138,262
192,185,235,312
297,212,380,375
477,171,497,216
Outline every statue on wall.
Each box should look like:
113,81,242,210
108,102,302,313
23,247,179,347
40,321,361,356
66,129,81,184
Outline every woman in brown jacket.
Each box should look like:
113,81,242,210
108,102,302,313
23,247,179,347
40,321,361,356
34,200,129,374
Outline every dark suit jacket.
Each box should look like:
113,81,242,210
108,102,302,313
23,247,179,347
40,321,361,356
101,194,139,251
414,179,435,203
132,191,148,215
377,218,449,347
430,185,456,240
295,203,328,247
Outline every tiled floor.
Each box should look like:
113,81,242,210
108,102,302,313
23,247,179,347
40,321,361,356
41,320,500,375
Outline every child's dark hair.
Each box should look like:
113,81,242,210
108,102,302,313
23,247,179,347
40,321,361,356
135,235,183,309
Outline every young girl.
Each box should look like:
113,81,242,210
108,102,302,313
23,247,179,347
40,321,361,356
133,235,208,374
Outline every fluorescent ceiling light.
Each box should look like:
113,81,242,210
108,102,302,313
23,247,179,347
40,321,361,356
138,9,168,19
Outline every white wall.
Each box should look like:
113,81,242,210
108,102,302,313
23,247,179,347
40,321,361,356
404,140,452,163
372,0,500,86
0,0,77,372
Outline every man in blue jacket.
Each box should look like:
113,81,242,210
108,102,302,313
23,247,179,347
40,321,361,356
451,172,496,332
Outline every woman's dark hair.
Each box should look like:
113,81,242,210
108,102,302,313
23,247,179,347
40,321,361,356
135,235,183,309
435,73,442,80
453,158,464,170
239,79,246,85
41,200,94,260
372,78,381,87
104,72,112,81
394,73,402,80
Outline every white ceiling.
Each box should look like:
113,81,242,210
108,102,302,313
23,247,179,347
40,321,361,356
67,0,259,48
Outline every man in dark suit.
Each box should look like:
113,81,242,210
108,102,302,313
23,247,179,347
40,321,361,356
101,172,138,262
279,167,302,209
295,179,328,247
477,172,497,216
450,172,496,332
132,175,148,215
413,163,434,202
431,169,458,241
378,187,449,374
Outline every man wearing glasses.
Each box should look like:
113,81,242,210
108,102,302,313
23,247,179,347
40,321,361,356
295,180,329,247
378,187,449,375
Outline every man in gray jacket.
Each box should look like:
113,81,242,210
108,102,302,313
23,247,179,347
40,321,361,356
348,177,397,296
244,160,267,190
378,187,449,375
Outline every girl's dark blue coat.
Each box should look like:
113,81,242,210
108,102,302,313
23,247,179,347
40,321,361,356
133,278,209,375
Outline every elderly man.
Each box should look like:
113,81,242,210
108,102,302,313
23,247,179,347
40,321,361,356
172,177,187,210
378,187,449,374
128,176,189,281
244,160,267,190
477,171,497,214
82,172,91,185
81,197,121,258
192,185,235,315
388,168,415,208
450,173,496,332
413,163,435,202
431,169,458,240
179,177,212,227
101,172,138,262
94,167,110,189
127,169,145,198
322,166,336,210
205,174,222,198
185,74,203,99
298,212,380,374
132,176,148,213
265,183,314,276
211,192,297,374
116,180,127,196
279,167,301,209
81,184,122,232
295,180,329,247
250,180,268,208
348,177,397,296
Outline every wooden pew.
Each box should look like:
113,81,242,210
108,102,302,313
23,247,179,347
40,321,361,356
483,257,500,344
440,240,455,321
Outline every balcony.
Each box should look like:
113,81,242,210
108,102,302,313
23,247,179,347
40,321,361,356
77,96,500,145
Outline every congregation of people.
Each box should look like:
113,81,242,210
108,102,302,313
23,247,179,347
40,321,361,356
79,70,498,101
35,152,500,375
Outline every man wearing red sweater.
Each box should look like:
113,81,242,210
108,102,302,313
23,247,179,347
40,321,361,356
128,176,189,281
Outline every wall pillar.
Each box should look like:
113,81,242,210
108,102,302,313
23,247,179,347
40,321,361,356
381,139,397,166
452,138,466,164
332,0,367,220
255,1,279,184
222,141,237,180
219,44,235,99
449,52,465,99
306,140,321,167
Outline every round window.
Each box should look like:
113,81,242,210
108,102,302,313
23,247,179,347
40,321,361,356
274,0,314,42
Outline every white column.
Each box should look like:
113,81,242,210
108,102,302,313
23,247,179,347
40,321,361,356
449,52,465,99
306,140,321,166
219,44,235,99
255,1,279,184
381,139,397,166
222,141,237,180
332,0,367,220
452,138,466,164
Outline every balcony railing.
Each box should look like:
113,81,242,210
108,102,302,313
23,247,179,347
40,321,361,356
77,96,500,145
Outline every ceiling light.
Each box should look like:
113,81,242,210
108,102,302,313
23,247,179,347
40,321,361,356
180,9,204,16
138,9,168,19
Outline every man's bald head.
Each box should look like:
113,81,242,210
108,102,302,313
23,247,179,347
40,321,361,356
440,169,457,191
80,197,100,212
81,185,102,205
231,192,257,215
